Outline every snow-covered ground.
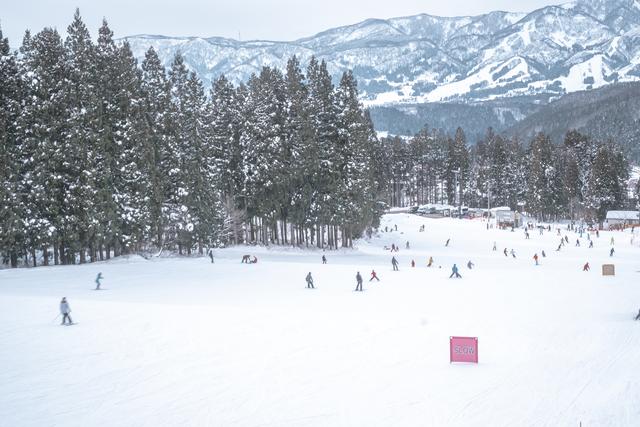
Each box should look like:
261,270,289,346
1,214,639,426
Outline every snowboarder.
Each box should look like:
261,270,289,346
355,272,363,291
391,256,399,271
492,241,497,251
635,309,640,321
589,240,594,248
467,260,474,269
449,264,462,279
583,262,590,271
510,249,516,258
60,297,73,325
445,238,450,247
411,259,415,268
610,247,615,257
406,241,410,249
305,272,314,289
427,256,434,267
322,254,327,264
370,270,380,282
94,272,103,290
208,249,214,264
533,253,539,265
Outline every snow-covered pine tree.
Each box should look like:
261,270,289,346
526,132,561,220
18,28,69,265
141,46,171,248
0,26,25,267
167,53,196,254
111,41,152,252
62,9,100,263
585,142,629,221
208,74,242,244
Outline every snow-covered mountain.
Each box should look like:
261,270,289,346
123,0,640,107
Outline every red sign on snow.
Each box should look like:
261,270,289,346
450,336,478,363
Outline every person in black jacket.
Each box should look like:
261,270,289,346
305,272,314,289
355,272,363,291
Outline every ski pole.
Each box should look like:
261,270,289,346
51,313,61,324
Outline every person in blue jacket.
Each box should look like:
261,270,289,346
449,264,462,279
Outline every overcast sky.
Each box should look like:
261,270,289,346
2,0,562,47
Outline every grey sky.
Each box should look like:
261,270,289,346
2,0,562,47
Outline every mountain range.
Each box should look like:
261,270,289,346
122,0,640,143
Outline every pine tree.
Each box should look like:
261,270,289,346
62,9,99,263
141,46,171,247
0,26,25,267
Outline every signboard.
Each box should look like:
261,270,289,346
450,336,478,363
602,264,615,276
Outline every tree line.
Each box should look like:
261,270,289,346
381,127,634,221
0,10,385,268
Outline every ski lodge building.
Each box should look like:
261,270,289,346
604,210,640,230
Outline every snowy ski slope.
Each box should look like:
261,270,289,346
1,214,639,426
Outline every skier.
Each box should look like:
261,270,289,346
427,256,434,267
583,262,590,272
355,272,363,291
449,264,462,279
525,230,530,239
391,243,396,252
596,230,600,238
59,297,73,325
445,238,450,247
94,272,103,290
467,260,474,269
305,272,314,289
394,224,398,231
565,235,569,243
533,253,539,265
503,248,508,257
385,226,388,232
589,240,594,248
610,247,615,257
411,259,415,268
541,250,546,257
610,236,615,245
575,239,580,247
510,249,516,258
208,249,214,264
241,255,251,263
322,254,327,264
370,270,380,282
406,241,410,249
635,309,640,321
391,256,399,271
492,241,497,251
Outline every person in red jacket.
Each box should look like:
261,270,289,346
370,270,380,282
533,253,539,265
